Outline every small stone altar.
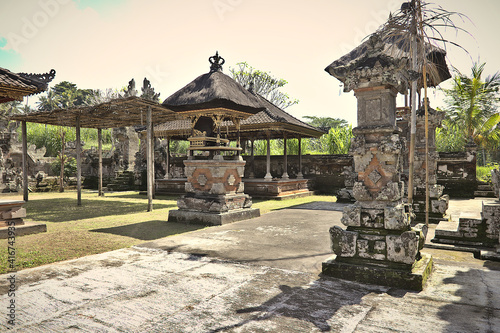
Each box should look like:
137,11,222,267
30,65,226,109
399,101,449,224
322,34,434,290
166,53,261,225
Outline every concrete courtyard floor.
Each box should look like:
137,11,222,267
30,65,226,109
1,198,500,332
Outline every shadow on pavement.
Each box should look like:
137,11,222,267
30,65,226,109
209,277,387,332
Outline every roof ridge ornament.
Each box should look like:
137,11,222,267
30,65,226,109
209,51,225,72
18,69,56,84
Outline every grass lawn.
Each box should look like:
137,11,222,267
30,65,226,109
0,191,335,274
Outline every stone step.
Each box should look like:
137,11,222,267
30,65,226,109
478,184,492,191
434,221,460,238
474,190,496,198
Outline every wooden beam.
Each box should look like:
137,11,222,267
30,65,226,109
76,116,82,206
147,106,153,211
22,121,28,202
98,128,103,197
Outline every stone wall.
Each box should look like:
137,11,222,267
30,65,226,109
162,154,353,194
437,150,477,198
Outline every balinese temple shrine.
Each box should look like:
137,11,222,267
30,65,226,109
322,30,451,290
165,52,265,225
154,57,324,200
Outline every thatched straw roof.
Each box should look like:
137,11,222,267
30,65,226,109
0,67,55,103
325,33,451,91
11,96,180,129
162,70,265,116
155,91,324,140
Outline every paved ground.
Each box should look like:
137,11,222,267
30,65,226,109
1,199,500,332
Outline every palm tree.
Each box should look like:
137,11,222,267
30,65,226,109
442,62,500,154
37,89,60,111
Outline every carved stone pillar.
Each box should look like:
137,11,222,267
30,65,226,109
322,85,432,290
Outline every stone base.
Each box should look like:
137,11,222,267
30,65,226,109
244,179,311,199
168,208,260,226
155,178,187,194
0,221,47,239
321,253,433,291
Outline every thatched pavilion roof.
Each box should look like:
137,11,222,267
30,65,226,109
11,96,180,129
154,91,324,140
0,68,55,103
162,70,265,117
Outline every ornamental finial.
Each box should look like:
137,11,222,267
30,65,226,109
209,51,225,72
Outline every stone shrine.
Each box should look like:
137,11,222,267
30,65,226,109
398,101,449,224
167,53,261,225
322,34,433,290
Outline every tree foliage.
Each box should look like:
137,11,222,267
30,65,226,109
229,62,298,109
440,62,500,151
302,116,348,131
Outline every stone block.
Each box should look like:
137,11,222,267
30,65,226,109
341,205,361,227
384,205,409,230
0,207,26,220
357,236,386,260
360,209,384,228
386,231,418,265
375,181,403,201
353,182,372,201
330,226,357,257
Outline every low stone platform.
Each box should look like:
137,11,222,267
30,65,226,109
0,221,47,238
433,202,500,248
155,178,186,194
168,208,260,226
322,253,433,291
244,178,312,199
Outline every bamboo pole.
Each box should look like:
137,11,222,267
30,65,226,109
147,106,153,211
408,0,418,211
22,121,28,202
418,0,430,227
76,116,82,206
98,128,103,196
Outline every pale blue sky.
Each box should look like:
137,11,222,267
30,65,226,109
1,0,499,126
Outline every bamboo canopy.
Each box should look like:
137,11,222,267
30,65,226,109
11,96,180,128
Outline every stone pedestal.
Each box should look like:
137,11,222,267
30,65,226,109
322,86,431,291
168,156,260,225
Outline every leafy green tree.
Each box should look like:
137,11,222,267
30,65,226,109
302,116,348,131
230,62,298,109
320,125,354,154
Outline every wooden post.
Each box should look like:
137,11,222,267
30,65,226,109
76,116,82,206
282,133,289,180
264,132,272,181
151,118,155,199
297,136,304,179
165,136,171,179
21,121,28,202
98,128,103,196
249,138,255,179
146,106,153,211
